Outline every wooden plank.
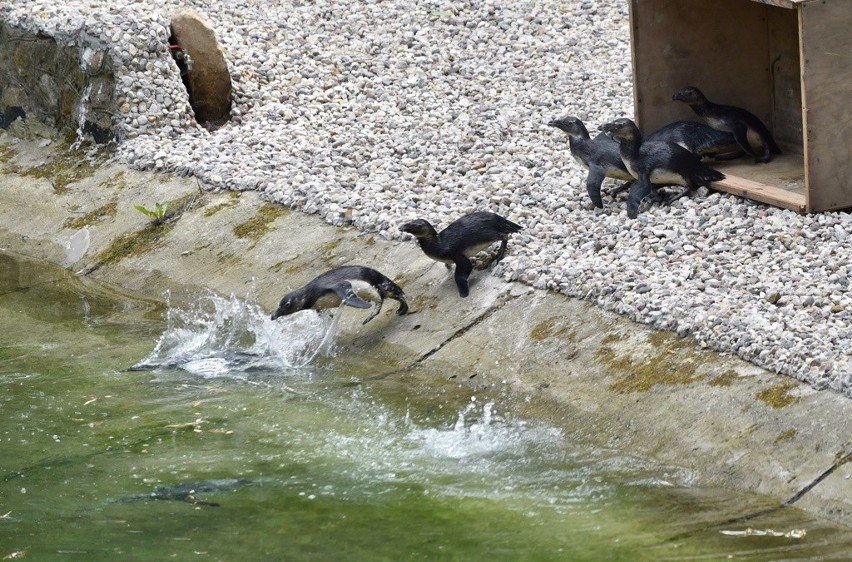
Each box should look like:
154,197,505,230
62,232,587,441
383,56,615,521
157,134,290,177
750,0,811,8
800,0,852,211
712,175,806,212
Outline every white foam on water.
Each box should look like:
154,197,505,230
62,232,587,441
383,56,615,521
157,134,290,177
134,288,344,377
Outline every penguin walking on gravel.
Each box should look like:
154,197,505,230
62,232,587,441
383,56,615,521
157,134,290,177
547,115,635,208
271,265,408,325
600,118,725,219
672,86,781,164
400,211,522,298
646,121,744,161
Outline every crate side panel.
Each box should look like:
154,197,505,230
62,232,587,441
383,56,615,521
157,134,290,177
800,0,852,211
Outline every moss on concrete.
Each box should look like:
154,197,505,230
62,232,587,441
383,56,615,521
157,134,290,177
600,334,706,393
98,170,128,191
709,370,739,387
65,199,117,229
17,140,108,193
233,203,288,241
203,192,240,218
95,192,199,266
0,144,17,164
530,316,575,342
774,428,798,444
412,293,439,312
600,332,622,346
756,381,800,409
96,221,173,266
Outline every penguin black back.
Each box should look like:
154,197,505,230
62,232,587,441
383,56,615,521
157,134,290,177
272,265,408,325
547,115,634,208
600,118,725,219
646,121,743,161
672,86,781,163
400,211,522,297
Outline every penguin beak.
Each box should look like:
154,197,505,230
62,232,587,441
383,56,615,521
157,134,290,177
547,118,567,131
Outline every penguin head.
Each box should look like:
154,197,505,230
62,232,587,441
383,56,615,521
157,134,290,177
400,219,437,239
547,115,586,137
271,291,305,320
599,118,639,142
672,86,706,105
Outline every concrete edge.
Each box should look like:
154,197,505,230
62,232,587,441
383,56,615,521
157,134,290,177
1,131,850,528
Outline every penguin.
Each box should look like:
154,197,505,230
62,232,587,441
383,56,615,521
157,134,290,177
400,211,522,298
599,118,725,219
646,121,744,161
547,115,635,208
672,86,781,164
271,265,408,325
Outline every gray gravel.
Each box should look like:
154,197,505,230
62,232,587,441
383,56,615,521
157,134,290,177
3,0,850,397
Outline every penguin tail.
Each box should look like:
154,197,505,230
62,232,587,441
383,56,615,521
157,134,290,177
500,216,523,233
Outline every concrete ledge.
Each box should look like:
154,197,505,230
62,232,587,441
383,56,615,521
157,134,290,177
1,131,850,528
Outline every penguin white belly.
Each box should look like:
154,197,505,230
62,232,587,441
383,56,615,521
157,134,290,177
706,117,731,132
463,242,496,258
349,280,381,303
312,280,380,310
746,128,764,150
649,169,686,186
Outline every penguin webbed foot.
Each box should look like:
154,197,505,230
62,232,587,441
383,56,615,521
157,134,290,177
753,151,772,164
361,300,383,325
663,187,692,205
607,180,633,197
395,299,409,316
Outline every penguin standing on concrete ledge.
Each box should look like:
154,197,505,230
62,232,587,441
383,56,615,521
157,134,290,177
547,115,635,208
400,211,522,298
271,265,408,325
600,118,725,219
672,86,781,164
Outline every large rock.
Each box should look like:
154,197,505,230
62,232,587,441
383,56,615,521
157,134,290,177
169,8,232,124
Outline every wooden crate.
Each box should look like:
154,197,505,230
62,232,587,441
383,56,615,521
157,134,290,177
628,0,851,212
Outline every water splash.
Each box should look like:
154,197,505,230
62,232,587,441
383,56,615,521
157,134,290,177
133,289,343,377
71,83,92,151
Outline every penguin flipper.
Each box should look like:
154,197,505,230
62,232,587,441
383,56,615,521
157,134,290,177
730,123,759,159
332,282,372,309
453,257,474,298
585,167,605,208
626,177,652,219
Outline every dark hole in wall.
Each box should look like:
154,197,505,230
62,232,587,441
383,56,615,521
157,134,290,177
168,33,193,103
0,106,26,129
167,17,232,127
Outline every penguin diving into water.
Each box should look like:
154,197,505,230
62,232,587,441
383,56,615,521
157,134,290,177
271,265,408,325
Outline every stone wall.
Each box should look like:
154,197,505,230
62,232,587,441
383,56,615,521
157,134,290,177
0,23,115,143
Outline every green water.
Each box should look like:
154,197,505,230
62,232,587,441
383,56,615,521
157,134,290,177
2,250,851,561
